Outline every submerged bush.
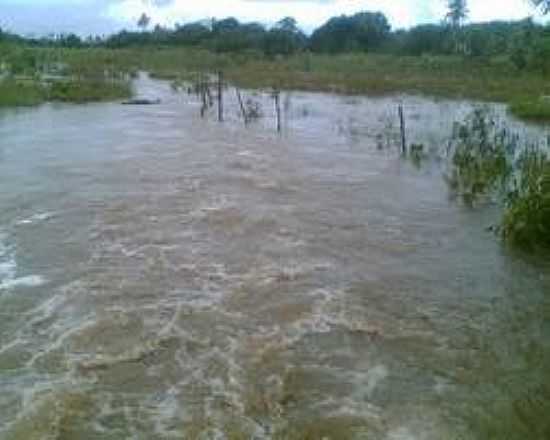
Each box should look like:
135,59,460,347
0,78,45,106
48,79,132,103
447,108,514,203
502,149,550,251
447,108,550,251
509,97,550,122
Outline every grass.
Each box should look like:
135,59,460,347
3,45,550,120
48,79,132,103
151,50,550,122
0,77,131,106
502,149,550,251
509,97,550,122
446,107,550,252
115,48,550,121
0,78,45,107
446,108,514,204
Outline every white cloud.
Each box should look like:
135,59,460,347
2,0,547,36
106,0,545,31
107,0,429,30
469,0,535,23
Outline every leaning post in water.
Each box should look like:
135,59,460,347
398,104,407,155
200,74,208,118
236,88,248,125
274,89,282,133
218,71,224,122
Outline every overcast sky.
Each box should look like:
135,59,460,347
1,0,546,36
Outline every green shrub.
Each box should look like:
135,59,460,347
0,78,45,106
48,79,132,103
502,149,550,251
509,98,550,122
448,108,513,202
447,109,550,252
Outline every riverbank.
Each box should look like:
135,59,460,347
0,77,132,107
122,48,550,122
2,46,550,121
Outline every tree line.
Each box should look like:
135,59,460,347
1,1,549,72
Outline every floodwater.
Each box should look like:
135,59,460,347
0,75,549,439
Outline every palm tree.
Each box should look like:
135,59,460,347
446,0,468,28
446,0,468,54
137,13,151,31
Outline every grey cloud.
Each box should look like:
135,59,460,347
1,1,126,36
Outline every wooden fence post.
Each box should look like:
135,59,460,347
217,71,224,122
200,75,207,118
274,89,281,133
398,104,407,155
236,88,248,125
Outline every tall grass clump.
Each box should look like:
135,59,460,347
502,148,550,250
510,97,550,122
48,79,132,103
0,78,45,107
447,107,550,251
446,108,515,204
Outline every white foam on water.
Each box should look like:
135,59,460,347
16,212,56,226
0,259,16,282
324,396,382,421
0,229,47,291
0,231,17,289
0,275,46,290
364,364,389,398
387,426,418,440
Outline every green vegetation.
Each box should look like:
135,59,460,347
446,108,550,252
1,46,550,119
447,108,512,202
0,43,132,106
0,76,131,107
0,78,44,107
502,149,550,250
509,98,550,121
1,2,550,116
48,79,131,103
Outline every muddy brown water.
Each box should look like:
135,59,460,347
0,75,549,439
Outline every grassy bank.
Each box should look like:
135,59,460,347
509,98,550,122
446,108,550,252
62,47,550,122
0,77,132,107
2,46,550,119
47,79,132,103
0,78,44,107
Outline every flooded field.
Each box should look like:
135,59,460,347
0,75,549,439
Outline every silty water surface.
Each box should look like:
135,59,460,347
0,75,549,439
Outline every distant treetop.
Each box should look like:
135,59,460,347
531,0,550,13
137,13,151,30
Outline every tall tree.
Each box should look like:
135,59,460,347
445,0,468,54
274,17,299,33
264,17,306,56
137,13,151,31
310,12,390,53
446,0,468,27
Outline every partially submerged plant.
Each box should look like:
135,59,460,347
446,107,550,251
245,98,263,120
410,143,427,167
447,108,515,204
510,97,550,122
502,148,550,251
